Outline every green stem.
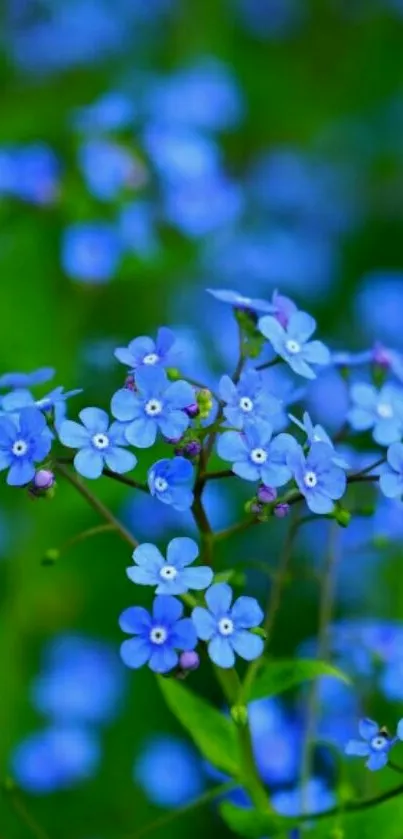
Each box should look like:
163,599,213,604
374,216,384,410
53,523,116,557
255,357,282,371
56,457,149,493
198,469,234,485
191,495,214,566
181,375,220,404
214,516,259,543
3,784,51,839
128,781,237,839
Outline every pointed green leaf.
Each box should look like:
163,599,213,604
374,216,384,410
249,658,349,702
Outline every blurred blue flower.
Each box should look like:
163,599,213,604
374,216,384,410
249,697,301,785
348,382,403,446
120,596,197,673
134,736,204,807
59,407,136,479
72,92,136,133
287,442,347,514
192,583,264,668
346,718,402,771
259,311,330,380
78,139,141,200
127,537,212,595
306,369,349,433
0,408,52,486
217,426,297,486
163,173,243,237
380,443,403,498
143,124,220,183
118,201,159,258
0,368,55,389
207,287,276,313
111,367,194,448
219,370,281,432
272,778,334,816
0,144,59,204
62,223,122,284
355,272,403,348
114,327,179,372
148,457,194,510
11,725,101,793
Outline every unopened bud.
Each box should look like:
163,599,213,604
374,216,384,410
41,548,60,566
333,506,351,528
184,402,200,419
34,469,55,490
257,485,277,504
178,440,202,459
124,374,136,391
179,651,200,672
197,388,214,419
274,503,290,519
231,705,248,726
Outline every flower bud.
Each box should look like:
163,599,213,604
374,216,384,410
274,503,290,519
178,440,202,459
41,548,60,566
250,501,263,515
124,374,136,391
179,651,200,672
231,704,248,726
166,367,181,381
34,469,55,490
184,402,200,419
257,485,277,504
197,388,213,419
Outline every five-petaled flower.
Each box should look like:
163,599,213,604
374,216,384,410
289,411,349,469
348,382,403,446
114,327,180,372
258,311,330,379
217,425,298,487
219,370,281,432
127,537,213,595
148,457,194,510
0,407,52,486
1,386,82,430
119,596,197,674
192,583,264,668
380,443,403,498
111,367,194,448
345,718,403,771
59,407,137,479
287,442,347,514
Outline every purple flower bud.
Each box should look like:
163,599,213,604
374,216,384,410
166,436,183,445
124,374,136,390
372,342,391,369
274,503,290,519
34,470,55,490
184,402,200,419
178,440,202,459
250,501,263,515
179,651,200,672
257,485,277,504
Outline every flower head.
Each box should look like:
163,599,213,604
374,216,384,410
127,537,213,595
11,725,100,793
148,457,194,510
192,583,264,668
219,369,281,432
114,327,180,373
348,382,403,446
258,311,330,379
120,596,197,674
380,443,403,498
0,367,54,389
217,425,298,487
345,718,403,771
287,442,347,514
289,411,349,468
111,367,195,448
59,407,136,479
206,288,276,313
2,386,82,429
0,408,52,486
62,223,121,284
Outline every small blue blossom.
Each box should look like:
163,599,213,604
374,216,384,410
259,311,330,379
11,725,101,793
217,425,298,487
345,718,403,771
111,367,194,448
134,736,204,808
114,327,180,372
62,223,122,284
380,443,403,498
59,407,137,479
287,442,347,514
72,92,135,133
119,596,197,674
0,408,52,486
78,139,140,201
219,369,281,431
192,583,264,668
207,287,276,313
1,386,82,429
127,537,213,595
0,367,54,389
289,411,349,468
272,778,335,817
148,457,194,510
348,382,403,446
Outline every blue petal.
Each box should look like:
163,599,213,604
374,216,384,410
74,448,104,479
153,595,183,625
158,411,189,441
167,537,199,569
192,607,217,640
258,316,286,355
358,718,379,741
304,489,335,515
217,431,248,464
59,420,90,448
104,447,137,474
120,638,151,669
133,543,164,571
233,461,261,481
387,442,403,473
79,407,109,432
19,407,47,437
0,451,12,470
345,740,371,757
111,389,139,422
31,435,52,462
287,355,316,380
119,606,151,634
219,375,237,403
149,647,178,674
205,583,233,616
374,418,403,447
231,596,263,629
7,459,35,486
168,486,194,510
165,380,195,410
350,383,377,410
125,418,157,448
127,566,159,587
135,366,168,395
181,566,214,591
208,636,235,668
2,389,34,412
303,340,330,366
167,456,193,483
0,416,19,445
156,326,176,356
231,631,264,661
366,752,388,771
397,719,403,741
287,311,316,343
347,407,374,431
170,618,197,650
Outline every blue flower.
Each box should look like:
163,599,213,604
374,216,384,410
62,223,122,284
59,407,136,479
207,287,276,313
348,382,403,446
163,174,243,238
148,457,194,510
287,442,347,514
72,92,135,133
1,386,82,429
219,370,281,431
78,139,139,201
217,425,298,487
289,411,349,468
119,596,197,674
272,778,335,817
114,327,180,372
192,583,264,668
134,735,204,808
0,408,52,486
258,311,330,379
127,537,213,595
345,718,403,771
0,367,54,389
111,367,194,448
11,725,101,793
380,443,403,498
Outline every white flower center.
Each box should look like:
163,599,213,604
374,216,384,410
12,439,28,457
160,565,178,581
239,396,254,413
150,626,168,645
218,617,234,636
145,398,163,416
143,353,159,365
92,433,110,450
250,447,268,464
377,402,393,419
155,477,168,493
313,433,322,442
286,339,301,355
304,470,318,488
371,735,388,752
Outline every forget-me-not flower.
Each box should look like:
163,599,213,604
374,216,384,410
219,369,281,432
127,537,213,595
114,327,180,372
192,583,264,668
134,735,204,808
287,442,347,514
62,223,122,284
380,443,403,498
111,367,194,448
0,407,52,486
119,596,197,674
207,287,276,313
348,382,403,446
11,725,101,793
258,310,330,379
345,718,403,771
59,407,136,479
217,425,298,486
148,457,194,510
0,367,55,389
2,386,82,429
289,411,349,468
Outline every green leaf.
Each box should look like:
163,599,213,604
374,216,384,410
220,802,298,838
304,792,403,839
249,658,349,702
158,677,240,777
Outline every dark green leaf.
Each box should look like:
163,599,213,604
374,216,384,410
249,659,349,702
